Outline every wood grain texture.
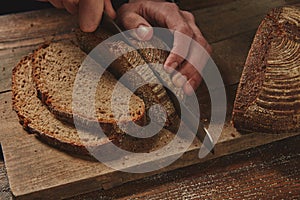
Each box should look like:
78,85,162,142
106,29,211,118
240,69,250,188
1,136,300,200
192,0,300,43
1,0,298,93
181,0,300,11
0,157,12,200
0,9,77,93
0,0,299,199
68,135,300,200
1,89,299,199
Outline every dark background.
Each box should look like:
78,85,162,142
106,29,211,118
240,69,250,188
0,0,52,15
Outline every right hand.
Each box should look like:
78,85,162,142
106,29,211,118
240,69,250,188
117,1,212,95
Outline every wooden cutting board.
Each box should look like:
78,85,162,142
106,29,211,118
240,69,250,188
1,90,299,200
1,2,299,199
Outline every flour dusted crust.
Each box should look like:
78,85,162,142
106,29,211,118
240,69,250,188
232,6,300,133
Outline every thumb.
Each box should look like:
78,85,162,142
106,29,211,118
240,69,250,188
104,0,117,19
79,0,104,32
118,13,153,41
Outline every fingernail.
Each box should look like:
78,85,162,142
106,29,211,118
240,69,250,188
172,73,187,88
185,80,196,95
136,25,151,40
164,62,178,73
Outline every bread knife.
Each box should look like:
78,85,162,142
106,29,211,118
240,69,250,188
101,13,215,154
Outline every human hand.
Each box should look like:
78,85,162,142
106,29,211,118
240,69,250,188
117,0,212,95
37,0,116,32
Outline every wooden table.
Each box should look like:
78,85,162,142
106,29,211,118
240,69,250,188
1,0,300,199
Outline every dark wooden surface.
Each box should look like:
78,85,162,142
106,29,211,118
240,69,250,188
1,136,299,199
70,136,300,200
0,0,300,199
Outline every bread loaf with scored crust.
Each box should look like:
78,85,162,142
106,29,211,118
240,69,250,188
232,6,300,133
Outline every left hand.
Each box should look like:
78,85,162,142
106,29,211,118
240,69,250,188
37,0,116,32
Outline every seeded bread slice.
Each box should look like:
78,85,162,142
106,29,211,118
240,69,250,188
32,42,145,129
12,54,114,156
75,29,180,131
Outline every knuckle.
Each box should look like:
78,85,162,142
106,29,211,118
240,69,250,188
206,43,213,54
178,24,194,37
69,0,77,5
161,2,179,14
165,2,179,10
117,4,128,13
182,11,195,22
195,36,211,51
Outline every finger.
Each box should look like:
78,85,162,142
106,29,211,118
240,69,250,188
48,0,64,8
181,11,212,55
184,72,202,96
141,3,194,73
175,40,208,95
104,0,117,19
116,1,194,68
171,69,187,88
164,30,192,73
174,11,211,94
117,4,153,41
172,61,196,88
79,0,104,32
62,0,79,14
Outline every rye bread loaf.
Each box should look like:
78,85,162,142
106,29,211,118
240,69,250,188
32,42,145,129
232,6,300,133
12,54,115,156
75,29,180,131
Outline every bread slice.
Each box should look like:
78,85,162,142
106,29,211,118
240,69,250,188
232,6,300,133
75,29,180,131
32,42,145,130
129,37,185,100
12,54,175,156
12,54,114,156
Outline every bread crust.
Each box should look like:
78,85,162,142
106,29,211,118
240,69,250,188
12,53,130,157
232,6,300,133
11,44,175,158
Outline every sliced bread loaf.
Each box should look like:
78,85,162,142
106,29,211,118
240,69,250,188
12,53,175,156
12,54,114,156
32,42,145,129
232,6,300,133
